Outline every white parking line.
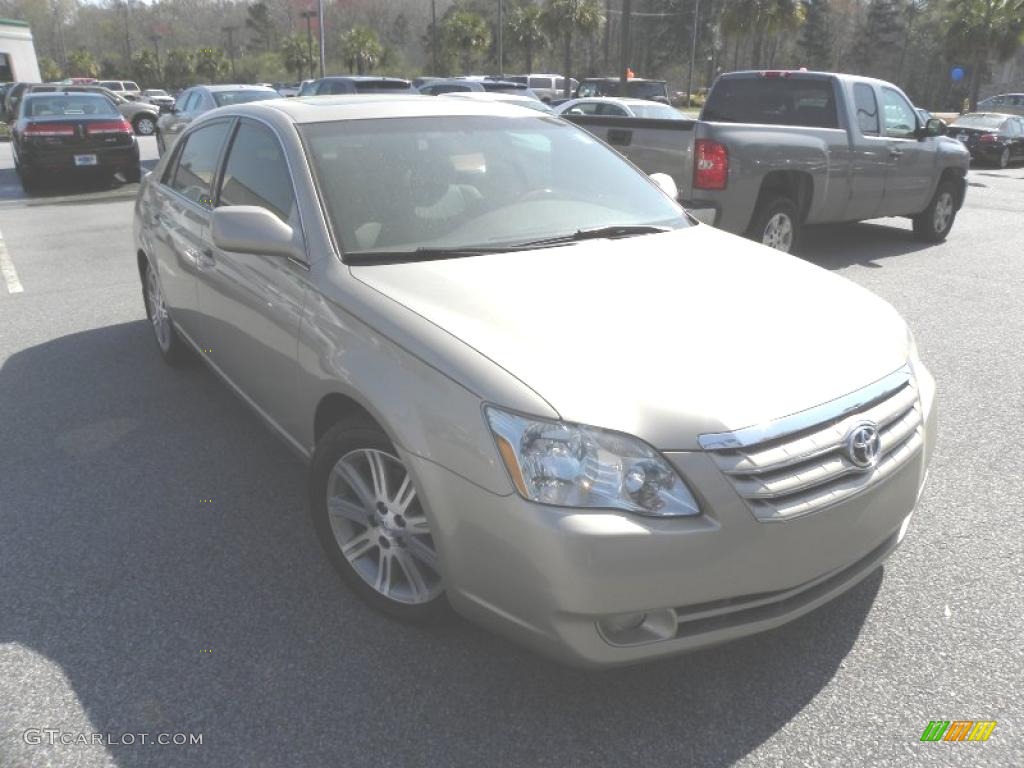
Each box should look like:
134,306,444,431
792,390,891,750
0,225,24,293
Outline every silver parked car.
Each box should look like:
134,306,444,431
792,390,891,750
555,97,684,119
133,96,936,667
155,84,281,155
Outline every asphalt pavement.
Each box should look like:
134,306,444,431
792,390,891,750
0,141,1021,767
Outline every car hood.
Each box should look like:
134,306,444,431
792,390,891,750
350,226,911,449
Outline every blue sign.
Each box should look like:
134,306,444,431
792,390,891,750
951,66,965,82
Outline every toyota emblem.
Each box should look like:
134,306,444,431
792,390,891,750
845,422,881,470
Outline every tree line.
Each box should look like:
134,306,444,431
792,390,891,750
1,0,1020,109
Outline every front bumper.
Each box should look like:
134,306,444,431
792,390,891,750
407,366,937,668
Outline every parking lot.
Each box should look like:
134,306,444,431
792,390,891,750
0,137,1021,767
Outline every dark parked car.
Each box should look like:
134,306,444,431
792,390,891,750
26,83,161,136
947,112,1024,168
297,76,418,97
575,78,670,103
156,84,281,155
11,91,140,193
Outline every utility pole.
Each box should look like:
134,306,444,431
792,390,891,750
431,0,438,74
222,25,238,80
620,0,633,85
300,10,317,81
317,0,325,78
686,0,701,107
498,0,504,77
121,0,133,71
150,33,163,82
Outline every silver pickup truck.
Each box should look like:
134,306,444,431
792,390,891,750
565,71,971,252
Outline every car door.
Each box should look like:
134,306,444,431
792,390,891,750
1009,118,1024,160
844,82,888,221
196,118,309,437
150,120,234,342
879,86,934,215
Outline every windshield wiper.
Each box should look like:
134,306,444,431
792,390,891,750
516,224,671,248
346,245,538,265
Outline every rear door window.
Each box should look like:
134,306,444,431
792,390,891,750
168,121,232,208
853,83,880,136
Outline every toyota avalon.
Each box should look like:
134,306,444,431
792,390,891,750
133,96,936,666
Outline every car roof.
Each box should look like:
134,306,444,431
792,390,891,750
568,97,661,105
194,83,279,92
213,94,549,125
317,75,412,83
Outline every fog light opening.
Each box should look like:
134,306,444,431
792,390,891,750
597,608,678,646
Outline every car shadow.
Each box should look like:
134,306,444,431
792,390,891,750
0,321,883,768
0,159,158,202
798,220,936,270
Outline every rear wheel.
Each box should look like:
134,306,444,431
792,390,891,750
309,418,448,623
912,180,957,243
142,260,191,365
133,115,156,136
747,195,800,253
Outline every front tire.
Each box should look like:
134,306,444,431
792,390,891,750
309,418,448,623
747,195,800,253
912,180,957,243
142,260,191,365
997,147,1010,169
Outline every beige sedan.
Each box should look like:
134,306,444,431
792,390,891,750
133,96,936,666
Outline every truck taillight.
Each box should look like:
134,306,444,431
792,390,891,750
694,139,728,190
979,133,998,144
87,119,132,135
24,123,75,137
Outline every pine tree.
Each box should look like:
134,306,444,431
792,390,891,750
850,0,904,80
797,0,832,71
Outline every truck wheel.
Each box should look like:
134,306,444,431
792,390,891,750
912,180,957,243
748,196,800,253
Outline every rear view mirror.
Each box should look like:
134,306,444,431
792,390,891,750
649,172,679,200
211,206,297,258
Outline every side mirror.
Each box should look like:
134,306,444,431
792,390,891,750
925,117,946,137
649,172,679,200
211,206,298,258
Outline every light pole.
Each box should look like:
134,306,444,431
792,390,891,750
222,25,238,81
497,0,504,78
620,0,633,86
150,34,162,82
300,10,317,81
686,0,701,108
317,0,325,78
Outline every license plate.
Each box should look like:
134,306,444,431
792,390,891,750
74,154,98,166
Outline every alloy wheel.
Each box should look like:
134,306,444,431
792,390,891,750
326,448,441,605
145,267,171,351
762,212,794,252
136,117,156,136
932,192,954,234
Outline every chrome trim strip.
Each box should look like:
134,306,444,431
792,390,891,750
698,364,913,450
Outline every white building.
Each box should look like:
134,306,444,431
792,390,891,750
0,18,41,83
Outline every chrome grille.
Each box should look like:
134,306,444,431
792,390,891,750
702,368,923,522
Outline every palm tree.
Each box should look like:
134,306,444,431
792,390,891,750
945,0,1024,109
342,26,384,75
508,3,548,73
442,9,492,74
543,0,603,97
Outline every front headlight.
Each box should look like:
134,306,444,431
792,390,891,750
485,406,700,517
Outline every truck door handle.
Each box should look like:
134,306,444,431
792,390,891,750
607,129,633,147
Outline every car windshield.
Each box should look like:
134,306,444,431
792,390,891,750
302,115,687,259
951,114,1006,130
353,80,414,92
631,103,683,119
212,89,281,107
627,82,667,99
24,94,119,117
